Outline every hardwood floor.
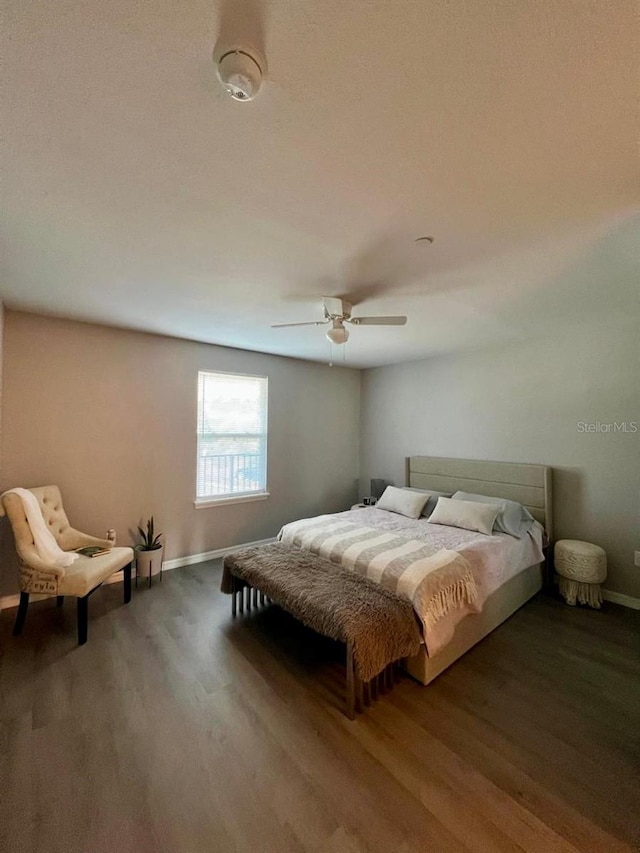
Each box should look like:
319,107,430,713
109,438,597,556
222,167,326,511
1,561,638,853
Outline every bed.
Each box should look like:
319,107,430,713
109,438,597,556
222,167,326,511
280,456,553,686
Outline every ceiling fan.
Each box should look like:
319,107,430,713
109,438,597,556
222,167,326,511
271,297,407,345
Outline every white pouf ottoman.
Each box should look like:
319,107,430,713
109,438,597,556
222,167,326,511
554,539,607,608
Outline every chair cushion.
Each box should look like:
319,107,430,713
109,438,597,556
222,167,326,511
58,547,134,597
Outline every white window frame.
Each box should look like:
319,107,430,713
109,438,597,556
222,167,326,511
194,370,269,508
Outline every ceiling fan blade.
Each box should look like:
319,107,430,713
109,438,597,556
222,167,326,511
270,320,328,328
349,316,408,326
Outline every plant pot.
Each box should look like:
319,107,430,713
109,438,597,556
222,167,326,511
136,546,164,579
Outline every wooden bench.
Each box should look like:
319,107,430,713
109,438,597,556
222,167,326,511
222,543,422,718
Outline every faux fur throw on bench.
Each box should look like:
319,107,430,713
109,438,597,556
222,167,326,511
222,543,422,682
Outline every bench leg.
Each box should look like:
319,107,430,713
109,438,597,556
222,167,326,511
355,676,363,713
346,641,355,720
371,675,378,702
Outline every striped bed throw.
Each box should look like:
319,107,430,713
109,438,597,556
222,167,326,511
278,515,479,642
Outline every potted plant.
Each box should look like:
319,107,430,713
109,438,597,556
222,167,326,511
135,516,164,582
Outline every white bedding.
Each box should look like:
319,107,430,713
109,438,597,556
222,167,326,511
333,507,545,655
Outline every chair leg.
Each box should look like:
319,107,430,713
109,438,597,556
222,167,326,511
13,592,29,636
123,563,132,603
56,595,64,607
77,595,89,645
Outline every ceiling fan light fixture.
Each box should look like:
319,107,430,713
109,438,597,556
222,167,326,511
272,296,406,344
326,321,349,345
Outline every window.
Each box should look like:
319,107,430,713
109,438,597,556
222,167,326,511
196,371,268,505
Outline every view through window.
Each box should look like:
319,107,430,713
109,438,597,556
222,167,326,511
196,371,268,500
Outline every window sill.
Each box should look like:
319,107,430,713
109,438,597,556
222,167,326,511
194,492,270,509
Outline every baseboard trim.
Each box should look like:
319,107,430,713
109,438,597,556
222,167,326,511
602,589,640,610
162,537,277,571
0,538,277,610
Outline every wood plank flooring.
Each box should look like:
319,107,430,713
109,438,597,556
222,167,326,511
1,561,638,853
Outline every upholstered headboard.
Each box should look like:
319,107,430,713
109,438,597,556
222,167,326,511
407,456,553,541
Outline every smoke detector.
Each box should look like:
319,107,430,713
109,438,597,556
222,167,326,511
215,49,263,102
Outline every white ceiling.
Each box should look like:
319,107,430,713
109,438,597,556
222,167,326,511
2,0,638,368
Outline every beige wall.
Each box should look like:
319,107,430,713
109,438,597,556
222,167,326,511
0,311,360,595
0,302,4,585
360,316,639,599
0,300,3,479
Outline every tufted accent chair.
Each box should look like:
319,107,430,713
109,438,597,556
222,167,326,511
0,486,134,644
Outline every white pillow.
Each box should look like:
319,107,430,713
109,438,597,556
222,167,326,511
402,488,452,518
428,496,500,535
376,486,430,519
451,491,535,538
